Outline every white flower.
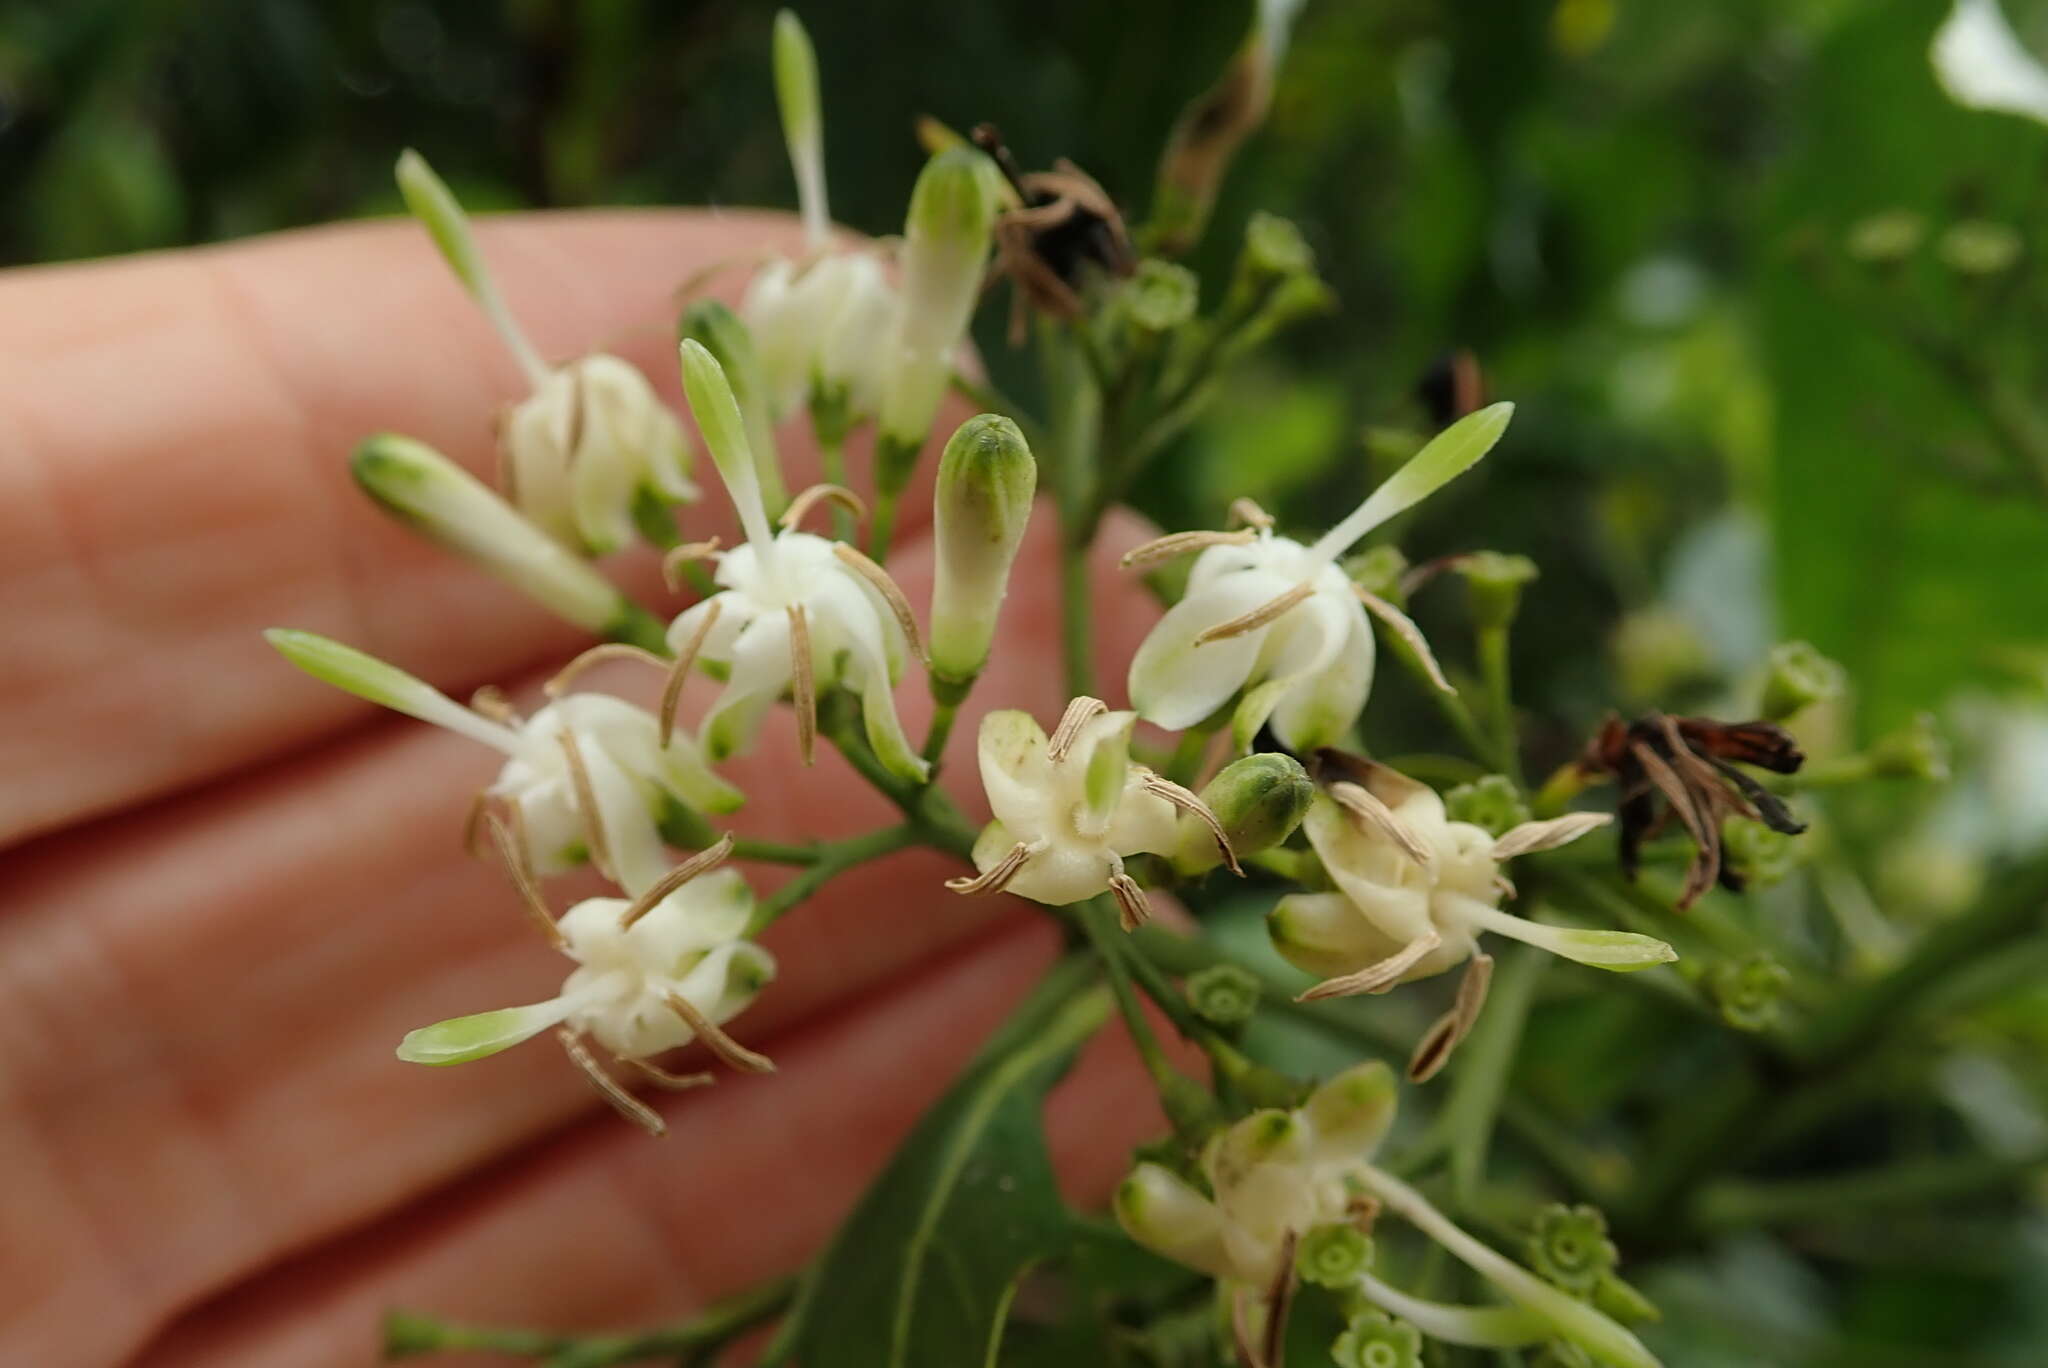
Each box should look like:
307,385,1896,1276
1125,404,1514,753
396,836,776,1136
1934,0,2048,124
947,698,1232,927
743,252,902,423
1116,1060,1397,1288
396,150,696,554
673,340,929,782
265,630,742,896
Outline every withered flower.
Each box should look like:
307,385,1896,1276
1582,713,1807,910
972,123,1136,340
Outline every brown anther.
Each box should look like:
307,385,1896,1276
471,684,521,725
1297,927,1443,1001
781,482,868,533
666,992,776,1074
619,833,735,930
1327,780,1433,867
544,642,669,698
555,729,616,882
945,841,1036,896
1139,771,1242,875
831,542,926,660
1407,952,1494,1082
1117,527,1258,570
557,1030,665,1137
1346,1194,1383,1234
1046,696,1110,761
1227,497,1275,532
661,537,724,593
1491,811,1612,860
484,811,566,949
1193,582,1314,645
661,598,722,748
1355,586,1453,694
1109,871,1153,932
787,604,817,766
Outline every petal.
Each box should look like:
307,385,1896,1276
1104,775,1180,858
1491,812,1612,860
1268,597,1375,753
1004,842,1115,906
625,866,756,968
1267,891,1402,981
1067,710,1138,829
1934,0,2048,124
1115,1163,1235,1282
501,377,578,544
1127,570,1296,730
813,573,927,782
581,738,671,897
976,710,1052,836
672,940,779,1025
1301,1060,1398,1165
396,997,575,1066
701,611,793,762
1300,794,1437,944
1232,589,1354,751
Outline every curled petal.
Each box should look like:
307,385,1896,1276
1492,811,1612,860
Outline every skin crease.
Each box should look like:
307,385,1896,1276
0,212,1199,1366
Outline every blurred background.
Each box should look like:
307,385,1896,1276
7,0,2048,1362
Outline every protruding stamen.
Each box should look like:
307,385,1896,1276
620,833,735,930
557,1029,665,1136
1193,582,1314,645
662,537,724,593
1109,871,1153,932
1047,696,1109,761
544,642,669,698
556,729,616,882
831,542,926,659
1118,527,1257,570
1492,811,1612,860
661,598,722,748
471,684,521,725
1355,587,1453,694
1140,771,1242,875
781,482,868,533
788,603,817,766
946,840,1038,895
1408,952,1494,1082
461,788,492,859
1228,497,1275,531
666,992,776,1073
485,811,566,949
619,1055,715,1091
1297,927,1443,1001
1328,781,1433,867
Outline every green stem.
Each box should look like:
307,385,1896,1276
729,836,824,865
1060,530,1096,699
1689,1147,2048,1235
1077,900,1197,1110
1041,321,1103,700
748,824,923,933
1474,624,1521,785
385,1275,796,1366
922,696,961,769
815,428,856,544
1163,724,1215,788
1445,947,1544,1209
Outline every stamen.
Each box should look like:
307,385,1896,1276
666,992,776,1073
557,1029,665,1137
1492,811,1612,860
471,684,521,725
1328,781,1433,867
484,811,565,949
788,604,817,766
1227,497,1275,532
461,788,492,859
1117,527,1257,570
661,598,722,748
1408,952,1493,1082
1347,1194,1383,1234
1297,927,1443,1001
1260,1229,1298,1368
1355,587,1453,693
619,833,735,930
1139,771,1242,875
781,482,868,533
619,1055,715,1091
662,537,724,592
556,729,616,882
1047,696,1109,761
1109,871,1153,932
544,642,669,698
1193,582,1314,645
564,363,590,464
945,840,1037,895
1230,1288,1263,1368
831,543,926,659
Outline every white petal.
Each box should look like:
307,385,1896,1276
1115,1163,1235,1282
1104,775,1180,858
1005,842,1116,906
582,739,670,897
1267,891,1399,982
976,710,1052,835
1934,0,2048,123
1233,589,1353,751
701,611,793,762
1127,570,1296,730
1300,794,1438,944
1301,1060,1398,1165
502,377,578,544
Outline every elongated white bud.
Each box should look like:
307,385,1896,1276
929,414,1036,686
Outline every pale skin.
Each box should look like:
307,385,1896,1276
0,210,1181,1365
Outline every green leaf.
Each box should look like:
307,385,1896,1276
776,958,1112,1367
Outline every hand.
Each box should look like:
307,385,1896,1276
0,212,1174,1365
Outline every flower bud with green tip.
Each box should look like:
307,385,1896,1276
1868,712,1951,781
350,434,667,650
928,414,1036,689
1444,774,1532,837
1459,551,1539,633
1186,963,1261,1029
1759,640,1846,721
680,298,785,515
1525,1204,1619,1296
1722,819,1801,891
1704,951,1792,1032
1124,258,1199,334
772,9,828,248
1171,752,1313,876
1332,1311,1423,1368
1297,1223,1374,1290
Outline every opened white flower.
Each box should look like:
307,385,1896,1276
1125,404,1513,752
396,834,775,1137
397,150,696,554
671,340,929,782
1934,0,2048,125
265,631,742,896
947,697,1236,928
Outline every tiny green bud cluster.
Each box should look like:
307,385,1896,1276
1760,639,1845,721
1332,1310,1423,1368
1460,550,1539,632
1525,1204,1619,1296
1704,951,1792,1032
1722,819,1802,890
1296,1221,1374,1288
1444,774,1533,837
1868,712,1951,781
1185,963,1261,1029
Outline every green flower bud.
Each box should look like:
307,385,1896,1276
1760,639,1846,721
1612,608,1714,703
929,414,1036,685
1332,1310,1423,1368
1704,951,1792,1032
1722,819,1801,891
1186,963,1261,1029
1939,219,2023,276
1172,752,1314,875
350,434,664,650
1868,712,1951,781
1297,1222,1374,1289
1459,551,1539,632
1444,774,1533,837
771,10,828,245
1845,209,1924,265
1526,1204,1619,1296
1245,210,1315,279
1343,544,1409,601
679,299,785,514
1592,1273,1660,1324
1124,259,1199,333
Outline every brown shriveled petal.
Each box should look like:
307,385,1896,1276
831,542,926,660
661,537,724,593
1109,871,1153,933
556,1030,665,1138
1046,696,1109,762
780,482,868,533
1139,771,1242,875
543,642,669,698
665,991,776,1074
1117,527,1257,570
470,684,521,726
1227,497,1276,532
1193,581,1315,646
484,811,566,950
1327,780,1433,867
787,603,817,767
944,840,1036,896
661,597,722,749
1297,927,1444,1002
618,833,736,930
1631,738,1722,909
1355,586,1453,694
1491,811,1613,860
1261,1229,1299,1368
618,1055,715,1091
555,729,617,883
1407,952,1494,1083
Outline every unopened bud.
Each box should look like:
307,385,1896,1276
351,434,663,649
1245,210,1315,279
1296,1222,1373,1289
1868,712,1950,781
1186,963,1260,1029
1461,550,1539,632
1939,219,2022,276
1333,1311,1423,1368
680,300,785,513
1845,209,1924,265
1444,774,1532,836
1526,1204,1619,1296
1760,640,1845,721
1704,951,1791,1032
929,415,1036,686
1344,544,1409,601
1124,259,1198,334
1722,819,1800,891
1172,752,1313,875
